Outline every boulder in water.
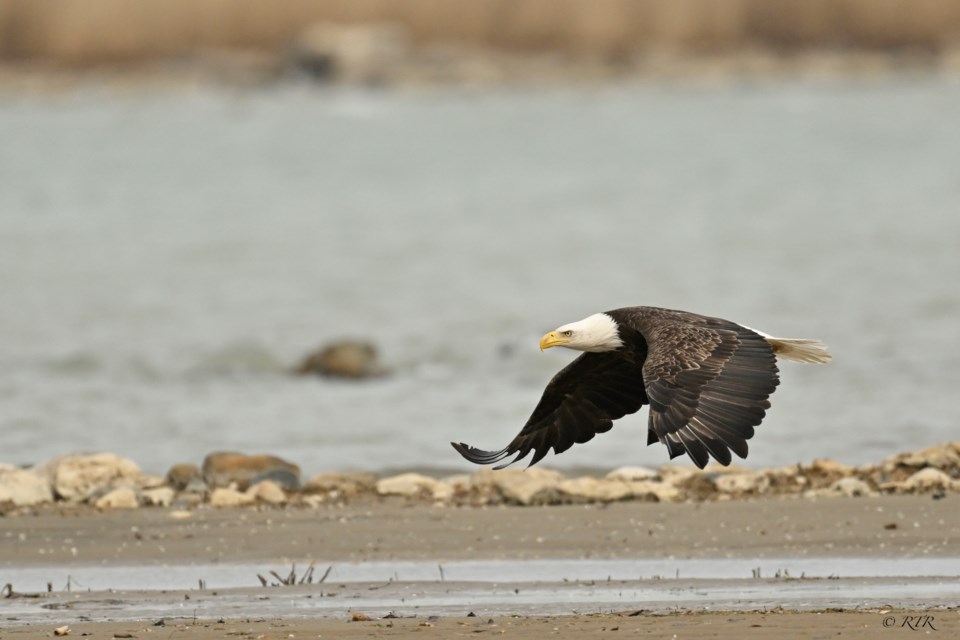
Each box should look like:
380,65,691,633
293,340,385,379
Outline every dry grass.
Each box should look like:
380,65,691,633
1,0,960,64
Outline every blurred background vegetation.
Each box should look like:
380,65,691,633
2,0,960,84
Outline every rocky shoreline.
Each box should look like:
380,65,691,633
1,442,957,514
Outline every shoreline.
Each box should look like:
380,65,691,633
3,444,958,636
1,495,957,636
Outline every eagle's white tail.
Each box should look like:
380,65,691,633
765,337,832,364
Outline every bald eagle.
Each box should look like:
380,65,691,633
452,306,831,470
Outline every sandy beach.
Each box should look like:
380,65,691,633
2,494,957,638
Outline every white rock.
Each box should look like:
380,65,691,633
45,453,141,502
94,487,139,510
209,487,255,507
713,472,770,494
559,477,632,502
137,474,167,490
827,477,875,497
605,466,659,482
807,459,854,475
903,467,953,490
141,486,176,507
898,443,960,469
487,468,564,505
247,479,287,505
0,467,54,506
627,480,681,502
659,466,699,485
376,473,443,498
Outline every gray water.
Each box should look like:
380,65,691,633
2,75,959,475
3,558,959,624
5,556,960,592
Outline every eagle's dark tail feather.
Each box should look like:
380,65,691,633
450,442,523,469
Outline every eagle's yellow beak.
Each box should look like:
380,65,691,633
539,331,570,351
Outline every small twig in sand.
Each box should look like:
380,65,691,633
2,583,42,599
298,563,315,585
438,564,445,582
256,574,268,587
317,565,333,584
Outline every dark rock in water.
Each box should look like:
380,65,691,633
166,463,203,490
202,452,301,490
293,340,385,379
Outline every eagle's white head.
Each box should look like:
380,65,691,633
539,313,624,353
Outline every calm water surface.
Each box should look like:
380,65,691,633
1,76,958,474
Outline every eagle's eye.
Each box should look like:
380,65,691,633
561,330,573,338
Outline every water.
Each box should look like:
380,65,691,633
5,557,960,592
1,75,959,475
3,558,959,624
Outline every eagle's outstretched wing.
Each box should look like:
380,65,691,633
640,320,779,468
452,350,648,468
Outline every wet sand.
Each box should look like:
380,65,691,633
1,495,957,637
2,494,956,567
3,609,958,640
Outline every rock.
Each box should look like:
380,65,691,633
166,463,203,490
0,467,53,506
559,477,632,502
137,474,167,489
142,486,176,507
209,487,255,508
293,340,385,379
247,480,287,505
807,459,854,475
94,487,139,509
902,467,953,490
626,480,682,502
202,452,301,490
45,453,141,502
605,466,659,482
376,473,450,500
827,477,875,497
481,468,564,506
713,472,771,495
659,466,699,485
305,472,377,498
897,443,960,470
290,22,409,84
